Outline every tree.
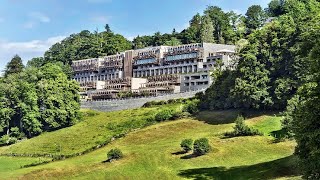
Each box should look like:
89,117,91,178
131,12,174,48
104,24,112,33
204,6,236,44
232,39,272,109
225,115,261,137
107,148,123,161
37,63,80,132
180,13,202,44
180,139,193,152
289,12,320,179
266,0,285,17
164,37,182,46
27,57,45,68
44,30,131,65
228,12,246,40
4,55,24,77
0,63,80,138
245,5,266,33
200,15,215,43
193,138,210,156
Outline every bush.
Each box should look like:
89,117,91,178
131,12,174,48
155,109,173,121
193,138,210,156
180,139,193,152
107,148,123,161
10,127,25,139
182,99,200,114
0,135,17,146
224,116,262,137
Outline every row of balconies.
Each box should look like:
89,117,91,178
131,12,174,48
147,74,180,83
106,77,131,85
133,53,157,60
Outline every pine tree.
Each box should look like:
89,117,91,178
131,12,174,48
4,55,24,77
200,15,215,43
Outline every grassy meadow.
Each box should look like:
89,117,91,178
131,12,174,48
0,106,301,179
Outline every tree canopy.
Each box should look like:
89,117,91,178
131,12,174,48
4,55,25,77
0,63,80,138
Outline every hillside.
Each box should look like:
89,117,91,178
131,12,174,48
0,107,301,179
0,104,182,157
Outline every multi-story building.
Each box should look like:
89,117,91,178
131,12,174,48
72,43,236,100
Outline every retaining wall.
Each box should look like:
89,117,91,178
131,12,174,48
81,90,202,112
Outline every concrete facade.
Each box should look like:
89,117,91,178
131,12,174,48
72,42,236,100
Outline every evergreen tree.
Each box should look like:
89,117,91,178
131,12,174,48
4,55,24,77
200,15,215,43
245,5,266,34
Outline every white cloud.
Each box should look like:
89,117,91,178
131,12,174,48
0,35,66,69
29,12,50,23
87,0,112,3
23,12,50,29
91,15,110,23
23,21,36,29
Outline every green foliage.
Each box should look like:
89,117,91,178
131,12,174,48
155,109,173,122
288,12,320,179
180,139,193,152
200,69,236,110
0,135,17,145
182,99,200,114
200,15,215,43
10,127,25,139
164,37,182,46
0,63,80,139
193,138,210,156
107,148,123,161
44,29,132,65
4,55,24,77
245,5,266,33
266,0,285,17
204,6,236,44
225,116,262,137
26,57,45,68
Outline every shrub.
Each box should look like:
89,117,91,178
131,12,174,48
182,99,200,114
107,148,123,161
155,109,173,121
225,116,262,137
10,127,25,139
0,135,17,146
193,138,210,156
180,139,193,152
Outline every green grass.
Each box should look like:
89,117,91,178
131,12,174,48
0,105,181,157
0,156,52,179
0,109,301,179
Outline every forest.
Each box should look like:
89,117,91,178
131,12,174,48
1,0,320,178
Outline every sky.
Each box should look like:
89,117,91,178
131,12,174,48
0,0,269,70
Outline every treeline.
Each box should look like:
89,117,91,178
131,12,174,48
199,0,318,110
0,55,80,144
198,0,320,178
33,3,272,66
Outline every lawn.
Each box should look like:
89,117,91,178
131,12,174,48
0,110,301,179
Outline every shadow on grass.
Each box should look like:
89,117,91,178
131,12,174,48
270,128,288,143
172,150,188,155
195,110,280,125
180,153,199,159
178,155,301,180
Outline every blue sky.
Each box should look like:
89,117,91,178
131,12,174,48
0,0,269,70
